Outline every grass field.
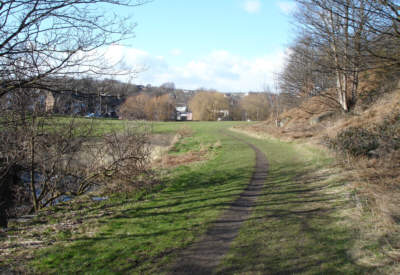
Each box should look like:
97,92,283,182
27,121,256,273
1,120,373,274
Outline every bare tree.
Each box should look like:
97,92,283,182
240,93,271,121
147,94,176,121
280,35,335,99
118,93,176,121
362,0,400,66
294,0,372,111
189,91,229,121
0,0,148,98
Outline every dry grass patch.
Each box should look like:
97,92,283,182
341,152,400,272
155,141,222,168
159,150,208,167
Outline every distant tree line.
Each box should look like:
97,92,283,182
118,89,275,122
119,93,176,121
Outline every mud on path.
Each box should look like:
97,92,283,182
169,133,269,274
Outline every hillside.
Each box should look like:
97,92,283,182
238,80,400,270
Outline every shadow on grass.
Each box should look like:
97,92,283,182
217,163,376,275
32,165,253,274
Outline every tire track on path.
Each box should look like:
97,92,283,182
169,132,268,274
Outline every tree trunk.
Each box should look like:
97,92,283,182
30,116,39,212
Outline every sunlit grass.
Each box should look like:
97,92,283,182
12,119,371,274
218,133,372,274
29,121,255,274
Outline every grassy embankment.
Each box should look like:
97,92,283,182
23,121,256,273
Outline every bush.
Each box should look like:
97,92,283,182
330,113,400,158
374,114,400,155
330,127,379,157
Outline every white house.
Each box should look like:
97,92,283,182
176,106,193,121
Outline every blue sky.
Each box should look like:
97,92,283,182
105,0,297,92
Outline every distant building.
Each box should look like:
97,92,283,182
217,109,230,121
176,106,193,121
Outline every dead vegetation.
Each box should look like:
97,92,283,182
0,105,152,230
154,140,222,169
158,150,209,168
237,79,400,272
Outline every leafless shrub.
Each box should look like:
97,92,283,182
0,92,151,227
82,125,151,192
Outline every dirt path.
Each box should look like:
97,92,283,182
169,134,268,274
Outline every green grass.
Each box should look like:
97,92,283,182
7,120,373,274
29,121,255,274
51,116,139,136
217,133,374,274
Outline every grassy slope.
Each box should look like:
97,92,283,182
29,121,256,274
218,131,374,274
4,120,374,274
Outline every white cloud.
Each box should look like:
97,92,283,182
101,44,168,80
103,45,287,92
170,48,182,56
243,0,261,14
277,1,297,15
